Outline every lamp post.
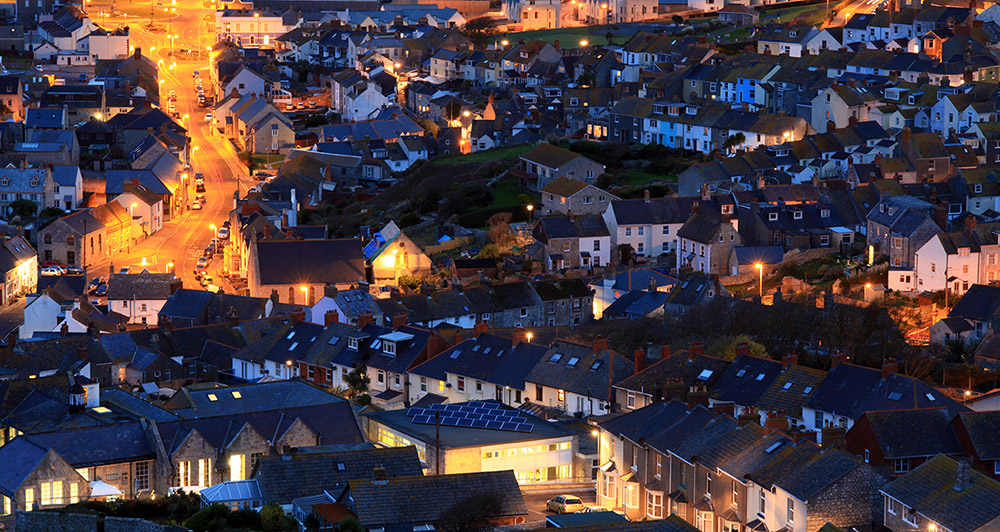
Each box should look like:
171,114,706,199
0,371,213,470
300,285,308,306
254,12,260,47
754,263,763,298
526,331,533,343
210,224,218,248
527,204,534,224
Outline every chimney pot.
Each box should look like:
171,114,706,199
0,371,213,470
765,411,788,435
593,335,608,354
881,357,898,379
782,353,798,370
634,348,645,374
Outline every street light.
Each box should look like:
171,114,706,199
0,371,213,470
210,224,218,246
527,204,534,223
580,39,588,47
254,12,260,47
300,285,308,305
754,263,763,298
525,332,533,342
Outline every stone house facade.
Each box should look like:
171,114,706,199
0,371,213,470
38,203,131,267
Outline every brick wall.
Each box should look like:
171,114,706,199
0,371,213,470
805,462,888,531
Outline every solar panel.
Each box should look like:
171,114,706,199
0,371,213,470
429,403,446,410
441,417,461,426
482,414,497,421
486,420,504,430
471,419,489,428
501,422,519,431
407,408,427,417
412,414,433,424
468,401,486,408
514,423,534,433
457,418,474,427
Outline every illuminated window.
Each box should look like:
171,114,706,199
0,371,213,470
177,461,191,487
230,454,245,481
40,482,51,506
199,458,213,487
24,488,33,511
557,389,565,401
51,481,62,505
69,483,78,504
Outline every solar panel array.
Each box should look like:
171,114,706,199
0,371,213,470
406,402,534,432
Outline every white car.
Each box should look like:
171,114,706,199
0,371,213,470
205,113,213,121
40,266,63,276
192,201,203,210
217,227,229,239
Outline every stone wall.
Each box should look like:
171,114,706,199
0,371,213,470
805,462,888,531
105,516,168,532
14,510,98,532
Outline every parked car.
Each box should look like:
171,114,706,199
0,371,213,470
205,113,212,122
579,506,629,520
196,183,206,193
285,103,294,111
88,277,104,293
192,201,203,210
546,496,584,514
195,173,204,182
196,194,206,204
65,265,84,275
119,267,130,274
200,275,213,287
217,227,229,239
296,102,305,109
40,261,67,271
40,266,63,276
192,70,200,78
95,284,108,296
308,101,317,109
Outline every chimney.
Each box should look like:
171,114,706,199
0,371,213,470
292,309,305,323
688,341,704,360
734,341,750,359
738,407,761,426
793,430,817,445
357,313,374,329
452,331,463,345
966,216,978,230
512,327,527,346
134,47,141,61
372,465,388,484
831,350,849,369
224,307,239,327
691,201,700,215
881,358,898,379
662,377,687,402
634,348,645,374
765,411,788,435
593,335,608,354
713,402,735,417
76,344,89,361
391,313,407,329
782,353,798,370
474,321,488,337
270,289,280,307
660,344,671,361
687,385,709,410
954,459,972,491
644,189,650,203
821,425,847,449
701,183,711,201
568,209,575,223
60,322,69,337
324,309,340,326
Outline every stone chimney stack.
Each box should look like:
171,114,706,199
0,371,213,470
634,348,645,374
955,459,972,491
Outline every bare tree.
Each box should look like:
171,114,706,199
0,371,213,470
436,492,508,532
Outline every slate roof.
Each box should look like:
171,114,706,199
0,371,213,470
677,212,723,244
881,455,1000,532
24,423,155,468
598,400,689,444
616,350,731,397
165,380,344,419
949,284,1000,322
710,355,783,407
526,340,634,400
254,446,423,505
520,143,585,169
755,364,826,419
255,239,365,286
349,470,527,528
806,363,967,420
365,325,432,375
409,333,547,390
534,214,609,240
541,177,591,197
26,107,65,129
955,411,1000,460
107,271,180,301
862,408,963,459
0,436,48,497
776,447,862,501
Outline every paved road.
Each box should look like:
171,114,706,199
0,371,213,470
79,0,249,291
521,488,596,525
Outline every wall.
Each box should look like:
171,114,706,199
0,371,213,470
804,464,887,531
14,511,99,532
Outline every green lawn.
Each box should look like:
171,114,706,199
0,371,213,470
761,3,830,25
437,144,534,165
494,25,617,48
621,169,676,186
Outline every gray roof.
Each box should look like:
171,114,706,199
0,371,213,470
106,272,180,301
863,408,963,459
881,455,1000,532
0,437,48,497
955,411,1000,461
254,446,423,505
51,165,80,187
166,380,345,419
0,168,47,193
348,470,527,528
610,197,720,226
24,423,156,468
408,333,547,390
526,340,634,399
775,447,862,501
534,214,609,240
255,239,365,286
949,284,1000,322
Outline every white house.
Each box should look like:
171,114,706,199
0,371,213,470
51,166,82,211
912,222,1000,295
106,271,180,325
113,187,164,237
21,288,88,339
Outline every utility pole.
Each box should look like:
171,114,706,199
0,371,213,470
435,409,441,475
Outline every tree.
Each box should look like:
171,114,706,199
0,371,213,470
617,243,635,266
260,503,286,531
337,516,365,532
487,212,512,245
305,114,329,127
706,334,767,360
417,118,439,138
436,492,508,532
576,72,597,86
723,132,746,153
344,363,370,397
8,199,37,221
461,16,502,48
671,14,683,24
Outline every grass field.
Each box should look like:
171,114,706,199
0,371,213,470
494,25,617,48
437,144,534,165
761,3,830,25
621,169,676,186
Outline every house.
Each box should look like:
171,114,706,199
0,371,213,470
662,272,728,316
728,245,784,277
676,211,742,275
309,287,382,327
37,202,132,267
363,400,577,482
230,320,324,382
756,23,818,57
363,221,433,289
911,220,1000,296
0,75,24,121
717,4,758,26
51,166,82,211
739,202,850,252
524,337,634,416
845,408,964,475
532,278,595,327
329,68,394,122
364,324,436,409
880,455,1000,532
811,84,880,133
0,436,90,520
951,410,1000,479
405,328,547,409
540,178,619,215
158,289,270,328
532,213,611,271
867,196,941,269
941,284,1000,341
247,239,366,303
0,235,37,306
347,471,528,529
245,111,294,154
0,168,54,217
106,271,182,325
504,0,561,29
517,143,606,191
902,129,952,182
589,268,678,319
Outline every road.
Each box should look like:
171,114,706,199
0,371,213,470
521,488,596,525
824,0,883,27
80,0,251,291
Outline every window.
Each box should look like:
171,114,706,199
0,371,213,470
135,461,150,491
638,227,644,236
177,461,192,487
40,482,51,506
594,240,601,251
887,497,897,515
377,370,385,385
602,473,616,499
24,488,33,511
627,391,636,409
625,227,632,237
646,491,664,519
457,376,465,392
732,480,739,507
706,473,712,497
51,481,63,505
520,307,528,317
625,484,639,508
894,458,910,474
995,461,1000,475
420,377,427,392
230,454,246,481
663,225,669,235
787,498,794,524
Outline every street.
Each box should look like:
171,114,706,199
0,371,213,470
81,0,252,291
521,487,596,525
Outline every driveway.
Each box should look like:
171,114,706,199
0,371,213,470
521,487,596,526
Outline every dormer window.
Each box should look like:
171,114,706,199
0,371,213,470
668,106,679,116
793,210,803,220
789,31,797,37
348,337,359,350
821,209,830,218
520,51,528,59
769,212,778,221
0,178,8,187
29,178,38,187
975,184,983,194
383,341,396,356
686,106,697,115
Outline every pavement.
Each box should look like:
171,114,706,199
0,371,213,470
521,487,596,525
76,0,251,293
